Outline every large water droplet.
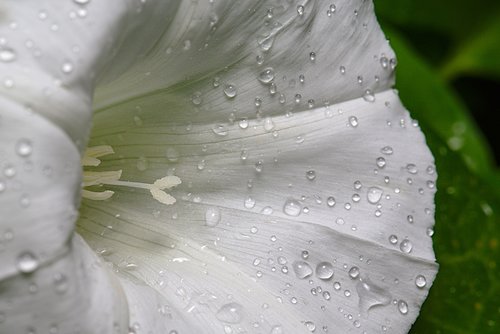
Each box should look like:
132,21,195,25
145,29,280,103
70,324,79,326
367,187,383,204
216,303,244,324
292,261,313,279
356,278,392,314
17,252,39,274
400,239,413,253
415,275,427,288
316,261,334,280
398,300,409,315
205,207,221,227
258,67,275,84
283,198,302,216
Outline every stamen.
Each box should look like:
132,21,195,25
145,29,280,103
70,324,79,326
81,146,181,205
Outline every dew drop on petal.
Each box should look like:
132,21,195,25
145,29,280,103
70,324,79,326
17,252,39,274
297,5,305,16
367,187,383,204
283,198,302,216
326,196,336,207
216,302,244,324
349,116,359,127
16,139,33,157
363,89,375,102
306,170,316,180
0,46,16,62
292,261,313,279
389,235,398,245
415,275,427,288
316,261,334,280
348,266,360,279
376,157,386,168
356,278,392,313
400,239,413,253
398,300,409,315
224,84,237,98
205,207,221,227
304,321,316,332
258,67,275,84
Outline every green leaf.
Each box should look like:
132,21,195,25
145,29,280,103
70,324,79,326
440,17,500,80
409,124,500,334
375,0,500,40
379,27,495,175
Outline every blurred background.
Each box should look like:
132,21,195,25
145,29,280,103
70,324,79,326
374,0,500,333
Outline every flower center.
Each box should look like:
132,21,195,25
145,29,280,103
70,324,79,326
81,145,181,205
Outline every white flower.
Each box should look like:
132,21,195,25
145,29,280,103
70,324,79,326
0,1,437,333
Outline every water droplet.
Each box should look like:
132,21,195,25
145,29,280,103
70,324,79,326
301,250,309,259
306,170,316,180
269,82,277,95
17,252,39,274
166,147,179,162
323,291,331,300
415,275,427,288
212,124,228,136
283,198,302,216
376,157,386,168
406,164,418,174
389,235,398,244
53,273,68,294
349,116,359,127
16,139,32,157
216,303,244,324
400,239,413,253
304,321,316,332
398,300,408,315
258,67,275,84
191,91,202,105
339,65,346,74
363,89,375,102
224,84,237,98
260,206,273,215
309,52,316,61
380,56,389,69
270,325,283,334
316,262,334,280
348,266,360,279
292,261,313,279
356,278,392,314
61,61,74,74
74,0,91,4
367,187,383,204
297,5,305,16
381,146,393,155
299,74,305,83
0,46,16,62
244,196,256,209
254,160,263,173
263,117,275,131
205,207,221,227
238,119,249,129
326,196,336,207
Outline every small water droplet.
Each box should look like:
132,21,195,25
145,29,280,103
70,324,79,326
216,303,244,324
212,124,228,136
398,300,408,315
74,0,91,4
363,89,375,102
304,321,316,332
406,164,418,174
306,170,316,180
61,61,74,74
292,261,313,279
316,262,334,280
326,196,336,207
191,91,202,105
381,146,393,155
367,187,383,204
415,275,427,288
0,46,16,62
376,157,386,168
16,139,33,157
339,65,346,74
349,116,359,127
224,84,237,98
348,266,360,279
205,207,221,227
400,239,413,253
17,252,39,274
244,196,256,209
297,5,305,16
258,67,275,84
389,235,398,244
263,117,275,131
254,160,263,173
309,52,316,61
